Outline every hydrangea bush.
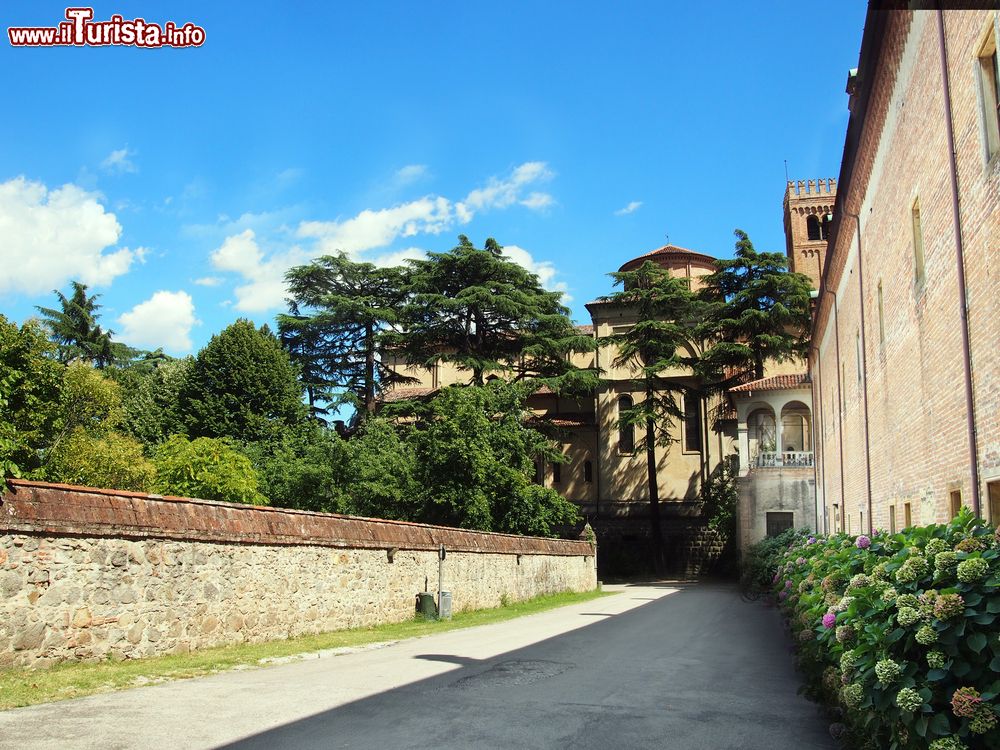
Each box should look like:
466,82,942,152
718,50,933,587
758,508,1000,749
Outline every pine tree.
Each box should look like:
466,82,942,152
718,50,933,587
397,235,596,391
278,254,408,421
36,281,116,367
601,260,703,572
696,229,813,383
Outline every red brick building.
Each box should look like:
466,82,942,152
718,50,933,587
811,6,1000,535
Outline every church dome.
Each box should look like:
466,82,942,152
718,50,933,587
617,244,717,274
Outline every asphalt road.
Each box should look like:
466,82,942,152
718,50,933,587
0,582,836,750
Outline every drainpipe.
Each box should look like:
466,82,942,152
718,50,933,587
825,288,847,530
936,7,982,516
844,210,875,534
811,342,827,534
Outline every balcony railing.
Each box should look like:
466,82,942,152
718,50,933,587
757,451,814,468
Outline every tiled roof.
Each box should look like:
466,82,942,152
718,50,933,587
729,373,810,393
379,386,438,402
618,244,717,273
575,324,594,335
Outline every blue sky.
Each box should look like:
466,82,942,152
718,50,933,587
1,1,867,356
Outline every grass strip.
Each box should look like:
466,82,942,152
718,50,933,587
0,588,611,710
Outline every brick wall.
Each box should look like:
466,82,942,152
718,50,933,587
0,481,596,668
812,9,1000,533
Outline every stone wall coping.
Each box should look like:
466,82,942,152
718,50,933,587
1,480,594,557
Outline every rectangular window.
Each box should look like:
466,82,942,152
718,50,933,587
877,281,885,345
889,505,897,534
950,489,962,519
989,481,1000,526
683,392,702,453
584,460,593,484
847,512,852,534
833,504,840,533
842,364,847,414
552,462,562,485
766,512,794,538
856,330,862,383
979,30,1000,161
904,502,912,529
912,199,925,286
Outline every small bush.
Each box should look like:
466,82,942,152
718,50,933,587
46,428,155,492
757,508,1000,749
153,435,266,505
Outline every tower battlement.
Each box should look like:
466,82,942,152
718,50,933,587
786,178,837,198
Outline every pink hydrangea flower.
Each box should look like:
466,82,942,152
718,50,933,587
822,612,837,629
856,535,871,549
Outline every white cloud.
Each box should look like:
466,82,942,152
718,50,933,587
211,162,557,312
614,201,643,216
193,276,223,287
210,229,310,312
393,164,428,186
117,290,198,353
0,176,135,295
520,192,554,210
460,161,554,213
370,246,429,267
501,244,570,300
101,147,137,174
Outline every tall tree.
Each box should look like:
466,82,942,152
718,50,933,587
178,320,307,443
408,382,579,536
397,236,596,391
36,281,116,367
601,260,702,572
696,229,813,383
0,316,63,481
278,254,408,421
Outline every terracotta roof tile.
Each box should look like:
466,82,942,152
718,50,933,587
729,373,810,394
379,386,438,402
617,244,717,272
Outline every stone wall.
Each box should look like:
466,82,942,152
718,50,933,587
737,468,816,554
0,481,596,668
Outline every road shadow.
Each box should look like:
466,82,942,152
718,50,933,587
214,583,836,750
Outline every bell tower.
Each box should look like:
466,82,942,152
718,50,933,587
782,178,836,289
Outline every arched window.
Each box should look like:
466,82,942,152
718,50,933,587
806,214,821,241
820,213,832,240
584,460,593,483
618,395,635,454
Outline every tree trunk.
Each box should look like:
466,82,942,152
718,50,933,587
645,412,665,576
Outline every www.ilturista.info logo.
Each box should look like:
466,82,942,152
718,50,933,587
8,7,205,48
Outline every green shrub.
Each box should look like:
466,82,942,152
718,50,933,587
153,435,266,505
46,427,155,492
760,508,1000,749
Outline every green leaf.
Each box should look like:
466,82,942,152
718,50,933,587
990,655,1000,672
886,627,905,644
914,715,928,737
969,632,988,653
927,668,948,681
928,712,951,736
